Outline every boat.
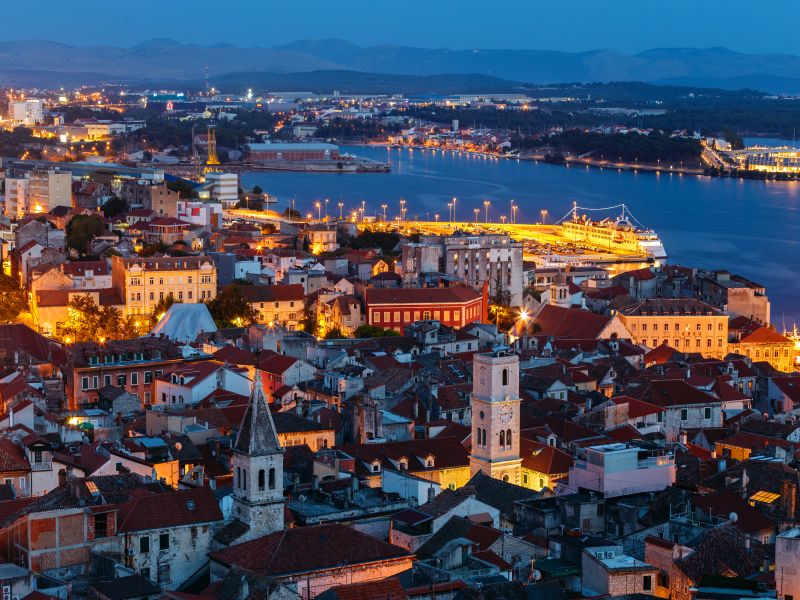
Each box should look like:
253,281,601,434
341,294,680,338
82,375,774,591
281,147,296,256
556,203,667,260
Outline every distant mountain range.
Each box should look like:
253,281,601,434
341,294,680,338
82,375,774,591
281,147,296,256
2,38,800,92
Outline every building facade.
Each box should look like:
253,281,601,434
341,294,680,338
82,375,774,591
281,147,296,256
365,285,487,332
469,350,523,485
618,299,729,359
111,255,217,316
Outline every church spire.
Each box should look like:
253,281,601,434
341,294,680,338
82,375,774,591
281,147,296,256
234,371,281,456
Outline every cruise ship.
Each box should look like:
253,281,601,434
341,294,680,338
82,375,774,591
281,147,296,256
557,204,667,260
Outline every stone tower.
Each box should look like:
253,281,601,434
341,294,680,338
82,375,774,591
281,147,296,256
470,349,522,484
231,372,285,541
549,270,571,308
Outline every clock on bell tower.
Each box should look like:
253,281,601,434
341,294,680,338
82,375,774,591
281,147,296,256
469,349,522,484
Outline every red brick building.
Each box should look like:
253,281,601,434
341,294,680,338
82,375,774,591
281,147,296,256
365,285,487,332
65,337,184,409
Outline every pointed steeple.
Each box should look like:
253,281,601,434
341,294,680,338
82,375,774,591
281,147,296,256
234,371,281,456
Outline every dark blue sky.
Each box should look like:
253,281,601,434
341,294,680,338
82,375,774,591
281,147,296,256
8,0,799,54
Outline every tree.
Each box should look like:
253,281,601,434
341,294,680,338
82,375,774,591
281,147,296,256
324,327,344,339
166,179,199,199
60,294,137,343
150,294,175,326
205,285,258,328
252,185,263,195
66,215,106,256
354,324,399,338
102,196,128,219
0,274,27,323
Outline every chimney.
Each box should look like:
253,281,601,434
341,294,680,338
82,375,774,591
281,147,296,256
679,431,687,445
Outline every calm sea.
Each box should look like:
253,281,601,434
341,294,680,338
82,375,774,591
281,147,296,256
242,143,800,326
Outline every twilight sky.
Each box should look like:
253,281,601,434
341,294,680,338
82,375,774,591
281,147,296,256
7,0,799,54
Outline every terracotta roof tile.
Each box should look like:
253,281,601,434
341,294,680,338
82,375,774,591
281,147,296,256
116,487,222,533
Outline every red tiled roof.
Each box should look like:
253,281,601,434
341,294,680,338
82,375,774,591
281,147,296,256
117,487,222,533
35,288,124,308
366,285,482,305
325,578,408,600
156,360,223,388
258,351,299,375
611,395,665,418
532,305,615,339
209,523,410,575
692,491,776,534
716,431,795,452
520,440,573,475
0,439,30,472
739,327,792,345
213,345,256,365
240,284,305,303
61,260,109,276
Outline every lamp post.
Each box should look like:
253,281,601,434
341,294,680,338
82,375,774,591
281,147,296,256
473,208,479,222
325,198,329,219
435,214,439,223
500,215,506,224
452,197,457,222
381,203,387,220
447,202,452,222
484,200,490,223
338,202,344,219
540,209,548,225
315,201,321,221
512,204,517,225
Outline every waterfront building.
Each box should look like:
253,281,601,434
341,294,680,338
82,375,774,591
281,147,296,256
618,298,729,359
110,255,217,316
470,349,523,485
247,142,340,162
732,147,800,173
413,233,524,306
364,285,486,332
204,172,238,207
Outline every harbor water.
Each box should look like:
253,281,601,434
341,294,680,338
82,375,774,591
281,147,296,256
242,144,800,325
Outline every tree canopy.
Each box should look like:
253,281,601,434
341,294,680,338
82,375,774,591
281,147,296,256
354,324,399,338
102,196,128,219
205,285,258,328
0,274,27,323
60,294,138,343
66,215,106,256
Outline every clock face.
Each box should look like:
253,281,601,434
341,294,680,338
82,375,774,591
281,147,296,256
498,406,513,423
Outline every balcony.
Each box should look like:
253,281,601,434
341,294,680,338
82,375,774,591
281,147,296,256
637,455,674,469
31,460,52,472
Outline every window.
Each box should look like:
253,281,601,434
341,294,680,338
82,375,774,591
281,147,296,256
94,512,108,538
242,469,246,489
680,409,688,421
500,430,505,447
117,374,126,386
523,474,528,484
643,575,652,591
131,373,138,386
539,478,544,488
507,429,512,448
159,533,169,550
258,469,265,491
18,478,25,490
269,468,276,490
144,371,152,384
704,407,712,420
236,467,241,488
81,377,89,391
502,368,508,386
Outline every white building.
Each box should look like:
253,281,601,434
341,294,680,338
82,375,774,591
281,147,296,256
10,99,45,125
204,172,238,207
176,200,223,227
28,169,72,215
777,528,800,600
154,361,250,406
567,443,675,498
3,178,29,218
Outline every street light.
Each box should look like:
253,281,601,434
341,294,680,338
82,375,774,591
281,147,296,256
452,197,457,222
500,215,506,224
315,201,321,221
338,202,344,219
512,204,518,224
484,200,490,223
474,208,479,222
447,202,453,222
400,199,406,221
325,198,329,219
435,214,439,222
381,203,387,220
540,209,548,224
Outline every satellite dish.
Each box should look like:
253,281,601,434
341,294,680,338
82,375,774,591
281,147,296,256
533,570,542,581
729,512,739,523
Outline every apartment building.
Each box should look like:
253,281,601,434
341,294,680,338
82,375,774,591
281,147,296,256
618,298,729,359
413,233,523,306
119,180,180,216
111,255,217,316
